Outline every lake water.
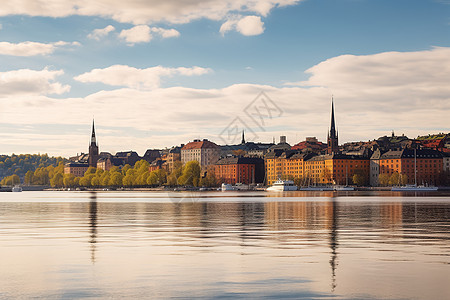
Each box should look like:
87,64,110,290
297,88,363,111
0,191,449,299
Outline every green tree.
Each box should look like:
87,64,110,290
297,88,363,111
178,161,201,187
379,174,390,186
50,173,64,188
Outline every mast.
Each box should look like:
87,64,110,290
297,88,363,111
414,148,417,187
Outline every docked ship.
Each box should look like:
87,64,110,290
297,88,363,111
266,179,298,192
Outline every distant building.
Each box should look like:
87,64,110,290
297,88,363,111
214,156,264,185
115,151,141,166
142,149,161,163
370,149,382,186
181,139,220,169
64,162,89,177
97,156,125,171
149,159,167,172
416,133,450,153
291,137,327,154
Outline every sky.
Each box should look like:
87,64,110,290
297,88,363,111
0,0,449,157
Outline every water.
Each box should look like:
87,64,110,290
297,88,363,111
0,191,449,299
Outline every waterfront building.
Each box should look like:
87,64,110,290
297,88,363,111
214,156,264,185
378,148,443,185
265,151,315,185
64,162,89,177
181,139,220,169
165,146,182,172
370,149,382,186
88,120,99,168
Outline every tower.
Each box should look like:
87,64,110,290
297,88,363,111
327,98,339,154
241,130,245,144
88,119,99,168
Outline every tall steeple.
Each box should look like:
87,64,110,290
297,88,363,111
91,119,97,145
241,130,245,144
327,97,339,154
88,119,99,168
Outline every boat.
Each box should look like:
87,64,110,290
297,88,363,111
333,185,355,191
234,183,250,191
299,186,333,191
391,148,438,192
11,185,22,192
391,185,438,192
221,183,234,191
266,180,298,192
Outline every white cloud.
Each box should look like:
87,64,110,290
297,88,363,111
151,27,180,38
0,67,70,96
220,15,265,36
119,25,152,44
74,65,212,89
87,25,115,40
1,47,449,156
0,41,79,56
118,25,180,45
0,1,301,25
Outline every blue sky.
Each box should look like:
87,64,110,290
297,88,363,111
0,0,449,156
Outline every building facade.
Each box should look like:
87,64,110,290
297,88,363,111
215,157,264,185
378,148,443,185
64,162,89,177
181,139,220,169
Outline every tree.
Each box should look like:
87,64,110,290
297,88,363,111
109,172,123,187
24,171,34,185
352,173,365,186
50,173,64,188
178,161,201,186
389,172,400,186
63,174,75,187
379,174,390,186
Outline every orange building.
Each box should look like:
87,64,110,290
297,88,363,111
215,157,264,185
64,162,89,177
379,148,443,185
265,151,314,185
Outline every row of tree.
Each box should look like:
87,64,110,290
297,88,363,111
1,160,219,188
0,154,65,181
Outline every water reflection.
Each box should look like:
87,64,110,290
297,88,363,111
0,193,449,299
89,192,97,264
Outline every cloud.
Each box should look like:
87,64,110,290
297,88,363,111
87,25,115,40
119,25,180,45
220,15,265,36
1,47,449,156
0,1,301,25
0,41,79,56
74,65,212,89
0,67,70,96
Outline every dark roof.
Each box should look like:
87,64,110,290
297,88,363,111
143,149,161,157
65,162,89,168
380,148,443,159
216,156,264,165
115,151,139,157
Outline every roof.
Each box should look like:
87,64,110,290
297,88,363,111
380,148,443,159
182,139,219,150
216,156,264,165
291,140,327,151
65,162,89,168
115,151,139,157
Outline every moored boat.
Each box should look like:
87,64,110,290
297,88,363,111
266,180,298,192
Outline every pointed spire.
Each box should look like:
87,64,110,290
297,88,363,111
91,119,97,145
330,96,337,139
241,130,245,144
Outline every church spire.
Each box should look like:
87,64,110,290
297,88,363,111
327,97,339,154
241,130,245,144
330,97,337,139
91,119,97,145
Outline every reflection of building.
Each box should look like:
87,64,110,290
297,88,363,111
380,202,403,228
214,156,264,184
181,139,220,169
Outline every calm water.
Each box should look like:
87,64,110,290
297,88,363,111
0,191,449,299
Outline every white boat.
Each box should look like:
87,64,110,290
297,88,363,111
299,186,333,191
221,183,234,191
12,185,22,192
234,183,250,191
266,180,298,192
333,185,355,191
391,185,438,192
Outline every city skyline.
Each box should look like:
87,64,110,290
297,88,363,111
0,0,449,157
